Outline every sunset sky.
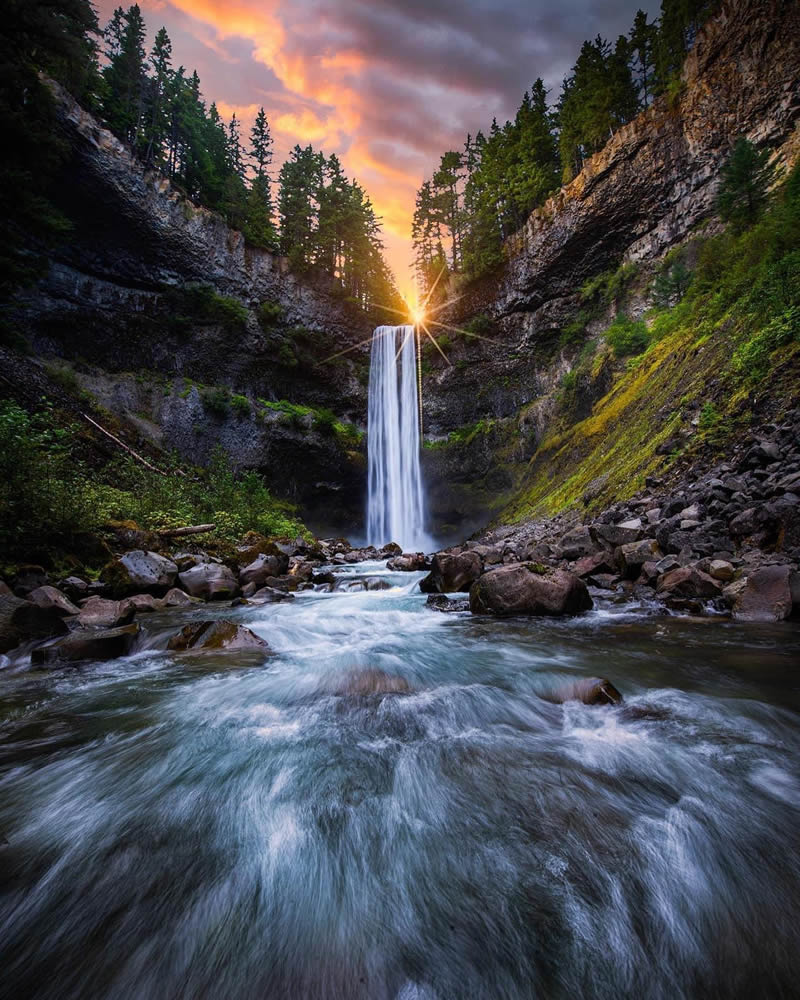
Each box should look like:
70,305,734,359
97,0,658,293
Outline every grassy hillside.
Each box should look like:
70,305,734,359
501,162,800,523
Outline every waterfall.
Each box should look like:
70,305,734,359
367,324,428,550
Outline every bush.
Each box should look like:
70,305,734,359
0,400,308,563
258,300,284,327
605,314,649,357
202,387,231,416
230,393,251,418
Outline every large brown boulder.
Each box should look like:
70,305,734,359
178,563,239,601
167,620,270,652
31,624,140,665
387,552,428,571
419,551,482,594
0,595,69,654
733,565,799,622
27,586,80,618
239,551,290,588
656,566,722,600
105,550,178,596
469,564,593,617
75,596,136,628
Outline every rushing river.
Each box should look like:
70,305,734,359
1,562,800,1000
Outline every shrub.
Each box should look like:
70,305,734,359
698,401,721,429
202,387,231,416
605,314,650,357
230,393,251,418
258,300,284,327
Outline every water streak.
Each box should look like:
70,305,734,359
367,325,427,550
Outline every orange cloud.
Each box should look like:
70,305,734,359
150,0,422,284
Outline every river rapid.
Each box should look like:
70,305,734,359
1,562,800,1000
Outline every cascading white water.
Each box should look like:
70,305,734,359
366,324,428,550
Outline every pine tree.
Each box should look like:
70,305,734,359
716,138,774,231
278,145,324,270
102,4,146,147
143,26,172,166
630,10,657,107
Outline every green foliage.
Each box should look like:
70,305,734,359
606,314,650,357
716,138,775,232
165,283,248,333
230,393,251,418
257,300,284,327
698,401,721,429
0,399,306,560
463,313,494,337
580,261,639,308
652,249,692,306
202,386,230,416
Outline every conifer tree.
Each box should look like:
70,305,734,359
102,4,146,147
716,138,774,231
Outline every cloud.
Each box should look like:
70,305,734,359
96,0,659,290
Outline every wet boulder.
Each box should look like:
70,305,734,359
32,624,140,665
387,552,428,571
27,586,80,618
251,586,295,603
239,551,290,588
732,565,799,623
162,587,197,607
107,551,178,595
470,564,593,617
419,551,482,594
539,676,623,706
167,620,271,652
120,593,163,615
0,595,69,653
425,594,471,613
75,596,136,628
178,563,239,601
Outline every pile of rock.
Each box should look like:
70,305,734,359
466,409,800,622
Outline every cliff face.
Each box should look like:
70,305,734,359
420,0,800,533
10,87,376,534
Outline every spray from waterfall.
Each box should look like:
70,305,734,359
367,325,428,551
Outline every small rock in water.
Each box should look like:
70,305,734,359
539,676,623,707
167,620,271,652
425,594,470,613
334,668,411,696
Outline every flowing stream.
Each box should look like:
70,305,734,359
1,564,800,999
367,325,428,551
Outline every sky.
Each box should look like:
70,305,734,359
97,0,659,294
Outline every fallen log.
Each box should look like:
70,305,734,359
158,524,216,538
